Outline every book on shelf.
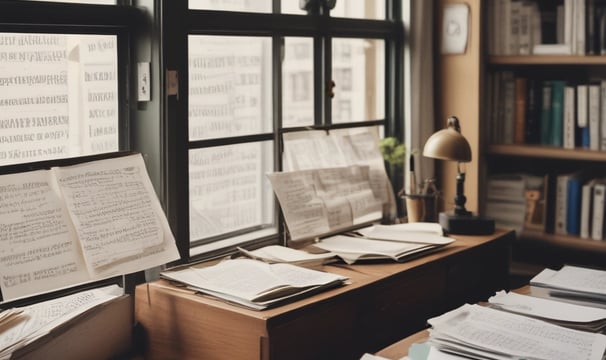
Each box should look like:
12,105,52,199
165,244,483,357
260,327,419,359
580,178,598,238
566,171,594,235
160,258,349,311
550,80,566,147
591,180,606,240
588,82,600,150
563,84,577,149
485,173,545,234
489,0,606,56
577,83,590,148
525,77,542,144
0,153,180,303
514,77,528,144
540,80,553,145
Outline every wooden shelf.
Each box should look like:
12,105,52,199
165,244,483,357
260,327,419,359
518,231,606,254
486,144,606,161
489,55,606,65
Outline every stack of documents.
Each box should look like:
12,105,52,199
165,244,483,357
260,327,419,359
161,258,348,310
312,223,454,264
488,291,606,332
425,303,606,360
530,265,606,307
236,245,338,269
0,285,123,359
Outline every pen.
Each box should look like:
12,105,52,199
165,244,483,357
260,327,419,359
409,154,417,194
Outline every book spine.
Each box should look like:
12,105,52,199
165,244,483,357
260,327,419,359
563,85,576,149
576,0,586,55
525,78,541,144
566,176,583,235
601,79,606,150
519,2,532,54
589,83,601,150
555,174,569,235
541,81,553,145
580,181,594,238
551,81,566,147
587,0,596,54
503,73,516,144
591,183,606,240
514,77,528,144
510,1,522,55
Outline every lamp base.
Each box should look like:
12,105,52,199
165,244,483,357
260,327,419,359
439,211,495,235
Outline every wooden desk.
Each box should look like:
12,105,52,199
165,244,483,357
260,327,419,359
134,230,513,360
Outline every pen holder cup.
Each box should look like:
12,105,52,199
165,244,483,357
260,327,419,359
402,193,439,223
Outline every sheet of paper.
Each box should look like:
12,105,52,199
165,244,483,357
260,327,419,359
530,265,606,297
283,127,396,220
0,169,90,301
0,285,122,358
267,166,382,241
489,290,606,323
53,154,180,276
356,223,454,245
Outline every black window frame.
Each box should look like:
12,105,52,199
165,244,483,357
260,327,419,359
161,0,405,264
0,0,142,307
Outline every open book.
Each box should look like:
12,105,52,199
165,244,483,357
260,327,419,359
161,258,348,310
0,153,180,302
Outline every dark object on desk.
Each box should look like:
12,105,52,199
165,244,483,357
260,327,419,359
423,116,495,235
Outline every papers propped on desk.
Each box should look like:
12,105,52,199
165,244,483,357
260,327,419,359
488,290,606,332
0,153,180,302
313,233,453,265
530,265,606,304
427,303,606,360
0,284,123,359
160,259,348,310
355,222,452,245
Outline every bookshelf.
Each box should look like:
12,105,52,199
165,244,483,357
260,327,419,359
477,0,606,272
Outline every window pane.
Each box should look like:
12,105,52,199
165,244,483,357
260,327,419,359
0,33,119,166
188,0,271,12
282,37,314,128
189,142,275,242
331,38,385,123
331,1,386,20
188,35,272,140
281,1,306,15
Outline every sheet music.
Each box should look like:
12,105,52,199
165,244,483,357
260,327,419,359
53,154,179,276
282,127,397,220
0,170,90,301
267,166,382,241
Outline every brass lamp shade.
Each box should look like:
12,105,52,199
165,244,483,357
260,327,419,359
423,116,472,162
420,115,494,235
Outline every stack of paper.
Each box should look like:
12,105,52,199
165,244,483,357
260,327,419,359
488,291,606,332
530,265,606,306
426,303,606,360
161,258,348,310
0,285,123,359
312,223,454,264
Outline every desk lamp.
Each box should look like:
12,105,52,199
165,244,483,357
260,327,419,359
423,116,495,235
